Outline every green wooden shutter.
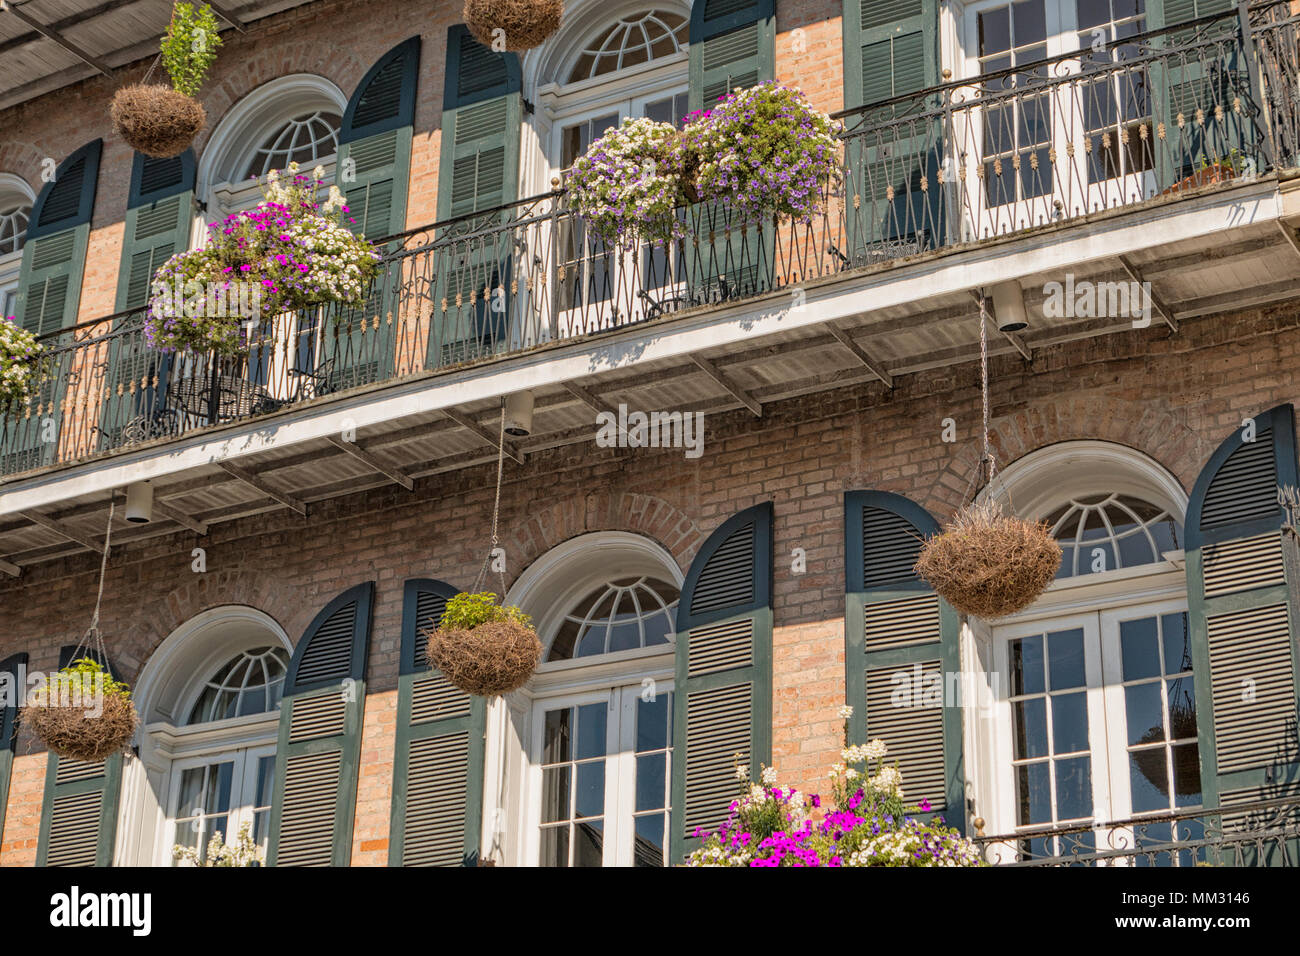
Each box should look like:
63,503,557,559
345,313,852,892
1185,404,1300,814
2,141,101,473
98,152,194,449
843,0,940,261
686,0,776,305
267,582,374,866
670,502,774,863
844,491,964,831
431,25,522,370
0,652,26,854
36,644,123,867
328,37,420,391
389,578,487,866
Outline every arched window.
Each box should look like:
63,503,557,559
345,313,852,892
1045,492,1182,578
978,443,1200,860
198,75,347,219
568,11,689,81
0,173,36,319
501,532,681,867
126,607,293,866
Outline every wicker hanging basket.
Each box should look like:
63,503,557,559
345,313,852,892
110,84,206,159
22,688,139,762
463,0,563,53
426,619,542,697
914,500,1061,619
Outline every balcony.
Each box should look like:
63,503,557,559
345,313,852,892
1,4,1299,569
973,793,1300,866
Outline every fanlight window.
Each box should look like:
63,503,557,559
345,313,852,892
548,576,680,660
0,204,29,256
187,646,290,724
244,111,341,179
568,11,689,81
1045,493,1182,578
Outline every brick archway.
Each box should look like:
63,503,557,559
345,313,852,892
924,396,1209,518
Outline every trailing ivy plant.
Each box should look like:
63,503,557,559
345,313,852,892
161,2,223,97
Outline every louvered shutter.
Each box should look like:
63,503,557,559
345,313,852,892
97,152,194,450
1,141,101,472
36,644,123,867
685,0,776,307
431,25,522,369
388,579,487,866
842,0,940,261
1185,404,1300,813
670,502,774,862
267,582,374,866
0,652,26,854
844,491,964,830
327,37,419,392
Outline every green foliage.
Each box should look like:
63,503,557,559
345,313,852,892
161,2,222,97
440,591,532,631
32,658,132,704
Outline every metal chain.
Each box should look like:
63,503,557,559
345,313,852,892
978,292,996,484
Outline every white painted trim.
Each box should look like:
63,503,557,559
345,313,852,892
978,439,1189,522
0,178,1281,516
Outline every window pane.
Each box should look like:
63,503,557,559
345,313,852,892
575,703,607,760
1124,681,1164,746
637,694,669,752
575,761,606,818
574,820,605,866
1172,743,1201,807
544,708,571,763
1015,0,1047,45
542,766,571,823
1167,675,1197,739
1054,756,1093,820
540,825,569,867
1018,761,1053,825
636,752,667,812
1120,617,1160,680
634,813,666,866
1012,635,1045,695
1162,613,1192,672
1051,692,1090,754
1014,698,1049,759
1048,629,1086,689
1129,747,1170,812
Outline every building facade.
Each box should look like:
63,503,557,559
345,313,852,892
1,0,1300,866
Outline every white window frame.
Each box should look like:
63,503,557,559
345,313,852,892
525,674,676,867
163,741,277,865
0,172,36,321
956,0,1157,236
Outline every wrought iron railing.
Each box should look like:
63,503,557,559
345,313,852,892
973,793,1300,866
2,2,1297,477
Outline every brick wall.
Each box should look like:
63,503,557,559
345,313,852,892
0,299,1298,861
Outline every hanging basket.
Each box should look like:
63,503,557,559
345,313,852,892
463,0,563,53
914,500,1062,619
21,661,139,762
426,619,542,697
110,84,206,159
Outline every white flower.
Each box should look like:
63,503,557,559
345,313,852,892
838,705,854,719
313,165,325,180
865,739,888,760
760,765,778,786
734,763,749,781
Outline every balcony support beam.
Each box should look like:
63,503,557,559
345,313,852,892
442,409,524,464
19,509,104,553
0,556,20,577
153,501,208,536
324,435,414,491
204,0,247,31
215,462,307,516
1274,220,1300,262
969,291,1032,361
1118,256,1178,333
561,381,619,419
690,355,762,417
825,324,893,388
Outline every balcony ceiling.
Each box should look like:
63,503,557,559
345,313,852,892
0,0,315,111
2,177,1299,577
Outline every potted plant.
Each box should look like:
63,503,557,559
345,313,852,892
145,162,382,355
567,117,694,247
914,499,1061,619
0,315,43,408
685,707,985,866
1162,149,1245,196
681,83,844,226
110,2,220,158
21,658,140,762
425,591,542,696
463,0,563,53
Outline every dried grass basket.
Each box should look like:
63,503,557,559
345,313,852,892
22,691,139,763
110,84,206,158
914,499,1062,619
463,0,563,52
426,619,543,697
